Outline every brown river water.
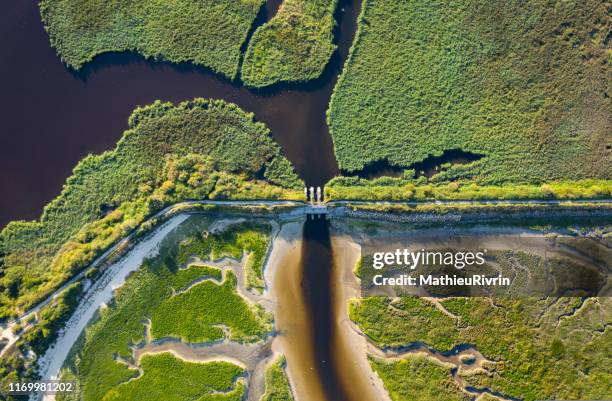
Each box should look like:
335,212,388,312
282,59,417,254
274,218,385,401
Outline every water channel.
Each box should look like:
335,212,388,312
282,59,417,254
0,0,363,227
4,1,370,399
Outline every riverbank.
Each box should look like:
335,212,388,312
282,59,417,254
330,199,612,227
326,178,612,202
330,233,392,401
37,215,189,388
36,215,298,401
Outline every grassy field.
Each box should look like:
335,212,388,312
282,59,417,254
241,0,338,87
99,353,245,401
152,271,270,343
260,356,294,401
0,98,302,320
175,221,271,293
326,177,612,201
443,297,611,400
351,248,612,400
350,297,460,351
39,0,264,77
369,356,468,401
60,221,271,401
328,0,611,183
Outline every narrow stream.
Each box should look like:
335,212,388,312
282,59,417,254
275,217,384,401
300,218,348,400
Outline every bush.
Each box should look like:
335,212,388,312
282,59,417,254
327,0,611,184
326,177,612,201
241,0,338,87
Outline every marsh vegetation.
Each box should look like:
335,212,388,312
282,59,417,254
328,0,611,183
242,0,339,87
0,98,302,320
351,234,612,401
58,221,273,401
39,0,264,77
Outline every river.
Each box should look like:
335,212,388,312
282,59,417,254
0,0,361,227
274,217,387,401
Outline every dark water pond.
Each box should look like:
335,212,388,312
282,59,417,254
0,0,361,227
350,149,486,180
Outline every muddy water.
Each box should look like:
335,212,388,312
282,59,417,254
299,218,349,400
273,223,328,401
274,218,383,401
0,0,362,227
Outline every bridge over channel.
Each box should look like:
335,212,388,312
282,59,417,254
304,186,328,218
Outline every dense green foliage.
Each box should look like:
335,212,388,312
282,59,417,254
0,98,302,319
328,0,611,183
351,248,612,400
440,297,611,400
151,272,270,343
369,356,467,401
327,177,612,201
350,297,459,350
358,296,612,400
64,221,271,401
0,353,31,400
100,353,245,401
39,0,263,77
239,229,271,293
176,221,271,293
260,356,294,401
20,282,84,356
263,156,304,192
241,0,338,87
